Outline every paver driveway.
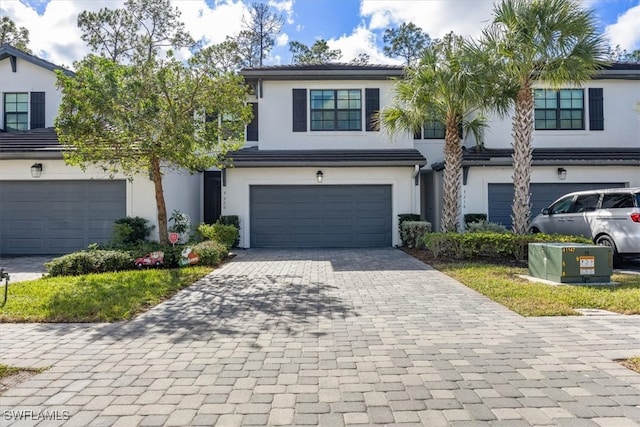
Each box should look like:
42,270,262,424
1,248,640,426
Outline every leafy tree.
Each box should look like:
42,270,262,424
482,0,607,235
59,0,252,245
606,45,640,63
238,2,284,67
0,16,31,52
383,22,430,65
77,0,193,63
56,54,251,245
289,39,342,64
200,37,244,73
350,53,370,65
381,34,507,232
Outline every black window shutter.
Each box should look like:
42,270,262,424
365,88,379,131
292,89,307,132
30,92,45,129
588,88,604,131
246,102,259,141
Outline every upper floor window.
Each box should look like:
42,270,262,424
310,89,361,131
4,92,29,131
422,120,445,139
534,89,584,130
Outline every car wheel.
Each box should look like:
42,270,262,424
595,235,621,267
136,262,143,268
155,261,162,267
528,227,540,234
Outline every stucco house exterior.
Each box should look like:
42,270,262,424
1,43,638,254
429,63,640,230
217,65,427,248
0,45,199,254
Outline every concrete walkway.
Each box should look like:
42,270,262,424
1,248,639,426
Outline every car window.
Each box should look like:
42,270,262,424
550,195,574,214
569,193,600,213
602,193,634,209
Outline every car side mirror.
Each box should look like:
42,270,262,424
541,208,550,215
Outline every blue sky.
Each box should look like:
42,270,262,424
3,0,640,67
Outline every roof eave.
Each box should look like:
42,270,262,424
231,160,425,167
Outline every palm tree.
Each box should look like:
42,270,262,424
381,33,501,232
482,0,607,235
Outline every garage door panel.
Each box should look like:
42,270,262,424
1,180,126,255
250,185,391,248
488,182,626,229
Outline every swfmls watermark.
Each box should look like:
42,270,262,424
4,410,70,421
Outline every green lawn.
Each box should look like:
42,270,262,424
0,267,212,323
434,262,640,317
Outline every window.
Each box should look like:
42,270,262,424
423,120,445,139
549,195,574,214
602,193,635,209
4,93,28,131
310,89,361,131
534,89,584,130
569,194,600,213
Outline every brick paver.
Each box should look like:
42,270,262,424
1,248,639,426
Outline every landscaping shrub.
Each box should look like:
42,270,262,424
466,220,508,234
46,250,133,276
423,232,592,262
398,214,422,245
197,223,239,250
218,215,240,229
217,215,240,247
111,217,153,245
464,213,487,226
400,221,432,248
192,240,229,266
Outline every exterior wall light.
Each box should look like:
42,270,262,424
30,163,43,178
316,170,324,183
557,167,567,180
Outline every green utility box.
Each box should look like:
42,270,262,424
528,243,612,283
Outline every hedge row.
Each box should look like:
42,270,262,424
45,250,134,277
423,232,593,262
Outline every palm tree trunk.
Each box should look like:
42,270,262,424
151,156,169,245
511,83,534,235
441,114,463,232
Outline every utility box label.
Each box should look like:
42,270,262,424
579,256,595,275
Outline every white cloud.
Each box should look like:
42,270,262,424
604,3,640,51
269,0,295,24
328,26,399,65
360,0,495,40
1,0,248,66
174,0,246,47
276,32,289,47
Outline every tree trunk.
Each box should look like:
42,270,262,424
511,83,534,235
440,114,463,233
151,156,169,245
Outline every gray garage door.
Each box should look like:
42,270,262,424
250,185,392,248
487,182,626,229
0,180,126,255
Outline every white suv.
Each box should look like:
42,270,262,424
528,187,640,264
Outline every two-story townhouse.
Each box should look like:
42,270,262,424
430,63,640,229
0,45,200,255
225,62,638,245
218,64,426,248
